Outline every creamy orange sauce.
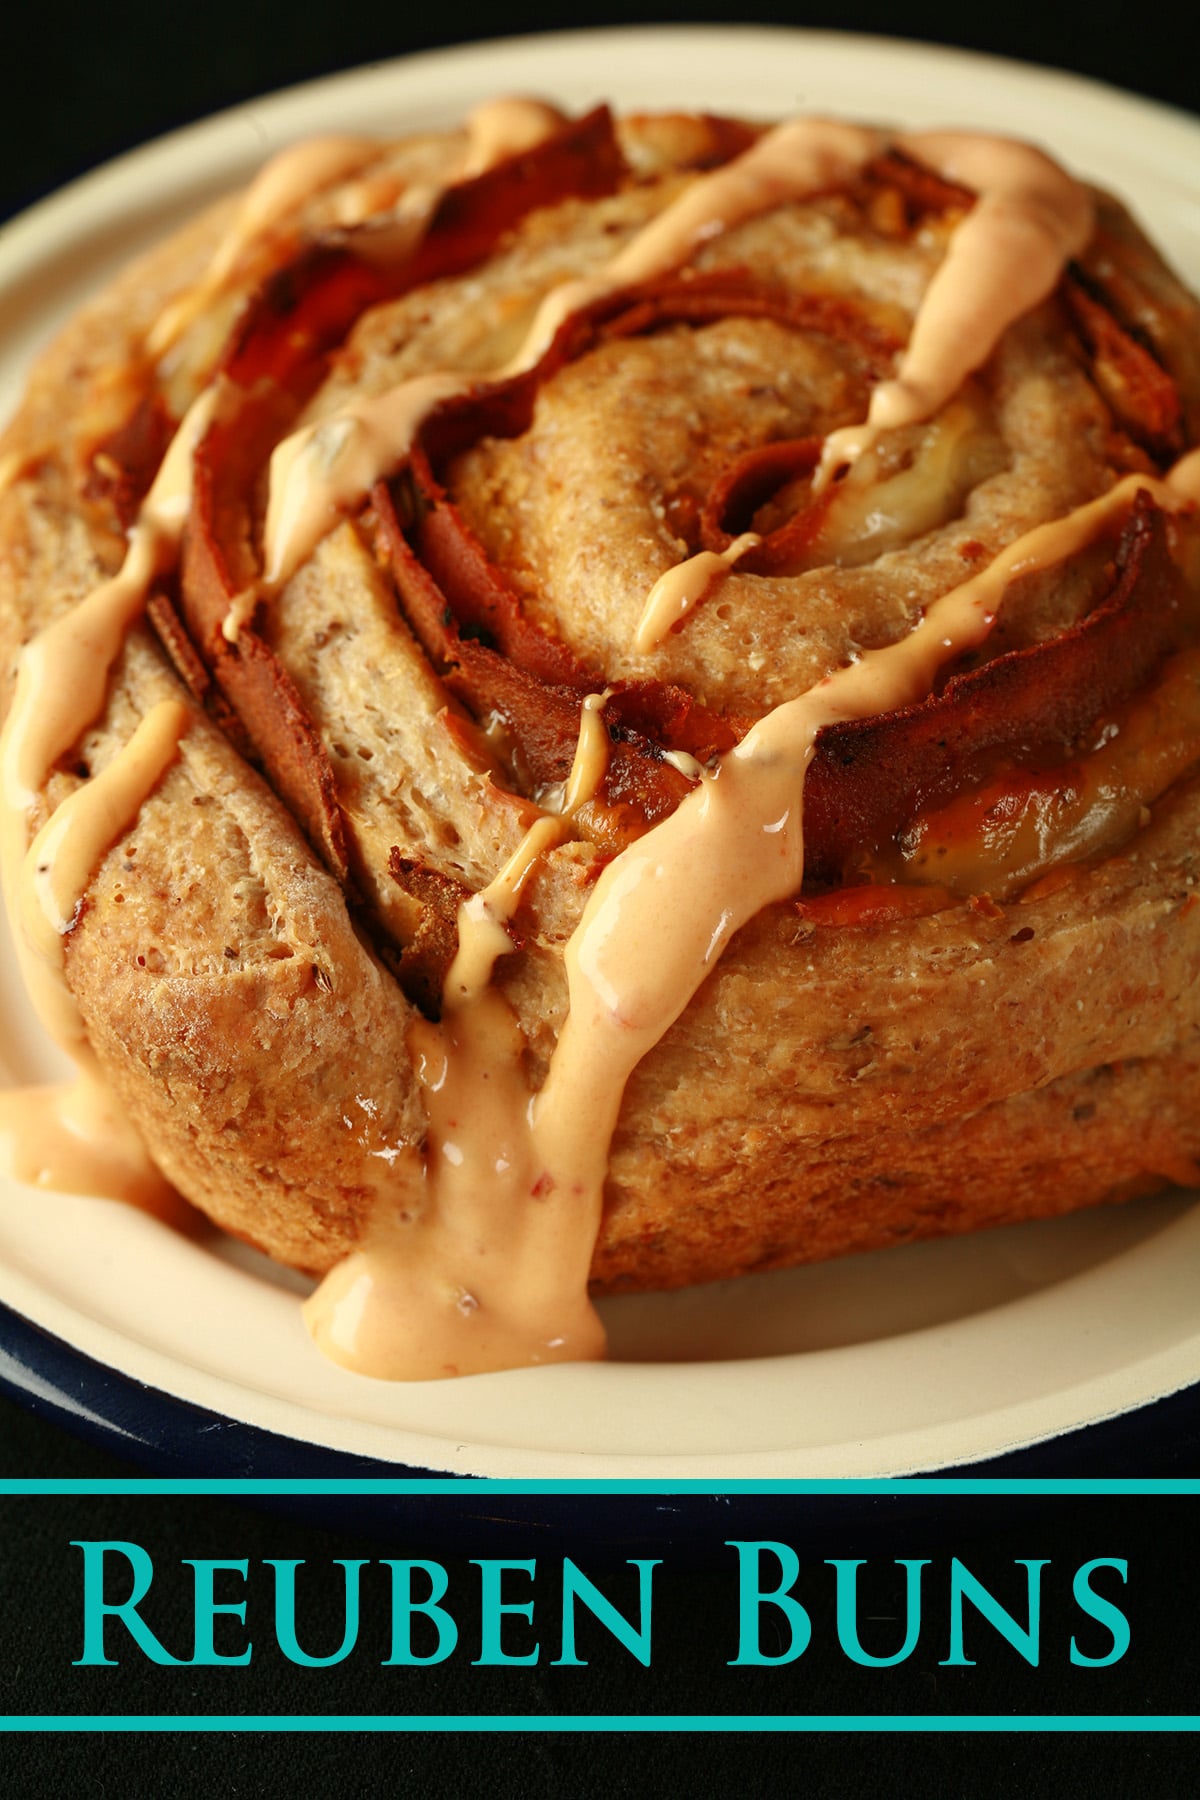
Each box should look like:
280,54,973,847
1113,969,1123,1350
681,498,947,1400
518,117,886,366
0,1076,178,1212
0,701,188,1213
306,687,611,1377
259,118,1095,624
635,533,761,652
1,385,218,871
306,982,607,1378
262,372,470,590
147,138,380,360
447,689,610,1006
0,387,215,1203
4,106,1193,1380
17,701,189,1051
460,98,570,178
818,131,1094,484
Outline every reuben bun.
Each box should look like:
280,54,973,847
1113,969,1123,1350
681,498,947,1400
1,102,1199,1379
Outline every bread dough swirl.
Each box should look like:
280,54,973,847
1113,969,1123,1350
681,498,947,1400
2,104,1200,1378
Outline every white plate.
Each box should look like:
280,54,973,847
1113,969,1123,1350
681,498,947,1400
1,26,1198,1479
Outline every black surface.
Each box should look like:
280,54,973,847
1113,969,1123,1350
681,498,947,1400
3,1386,1199,1793
2,6,1198,1787
1,3,1195,225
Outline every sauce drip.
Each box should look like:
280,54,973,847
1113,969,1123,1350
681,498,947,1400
306,690,611,1376
635,533,761,652
818,131,1093,483
0,700,189,1211
0,388,215,1204
149,100,568,364
147,138,380,360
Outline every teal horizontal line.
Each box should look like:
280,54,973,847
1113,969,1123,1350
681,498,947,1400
2,1479,1200,1498
0,1715,1197,1733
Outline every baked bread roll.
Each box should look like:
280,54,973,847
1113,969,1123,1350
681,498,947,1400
2,101,1199,1378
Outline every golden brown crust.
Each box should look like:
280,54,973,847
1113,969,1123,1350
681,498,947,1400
2,108,1200,1295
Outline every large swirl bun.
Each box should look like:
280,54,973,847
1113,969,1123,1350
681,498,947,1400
2,104,1199,1376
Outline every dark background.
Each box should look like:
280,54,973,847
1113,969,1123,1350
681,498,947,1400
0,1,1196,224
2,3,1198,1791
4,1389,1198,1793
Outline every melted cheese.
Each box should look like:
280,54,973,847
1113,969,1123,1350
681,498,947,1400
866,645,1200,898
1170,446,1200,504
